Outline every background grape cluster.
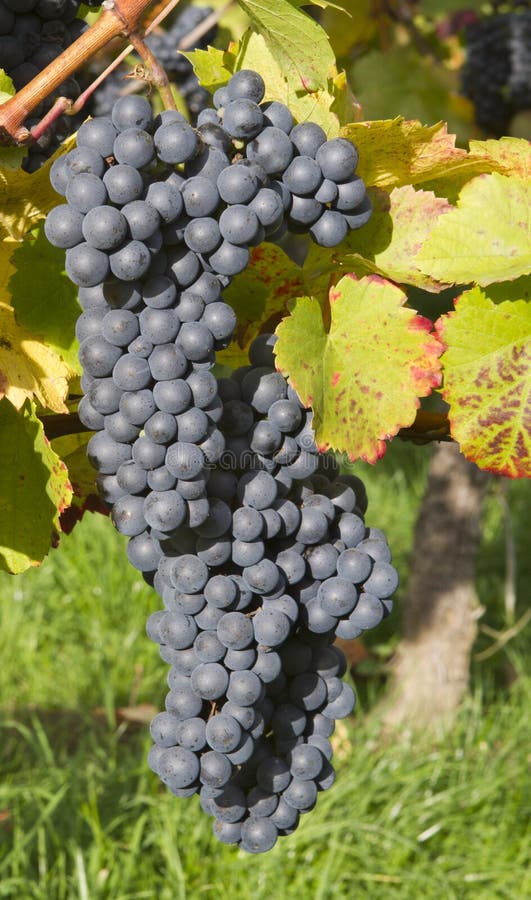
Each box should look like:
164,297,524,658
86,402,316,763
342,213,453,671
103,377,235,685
462,8,531,135
44,69,394,852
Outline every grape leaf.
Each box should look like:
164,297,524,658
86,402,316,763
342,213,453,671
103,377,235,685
342,119,497,190
0,69,14,103
9,229,81,372
51,432,96,502
416,173,531,286
0,135,75,241
181,46,237,92
0,298,73,413
0,398,73,573
50,432,107,533
436,289,531,478
236,31,355,134
236,0,336,92
469,137,531,178
274,274,443,463
337,185,453,292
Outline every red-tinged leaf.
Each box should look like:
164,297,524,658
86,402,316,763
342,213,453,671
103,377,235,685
274,274,443,464
436,288,531,478
339,185,453,292
469,137,531,178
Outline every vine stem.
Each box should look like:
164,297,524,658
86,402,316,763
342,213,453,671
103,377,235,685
41,409,454,442
0,0,175,145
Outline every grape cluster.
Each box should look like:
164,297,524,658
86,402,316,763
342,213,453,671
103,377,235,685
0,0,100,171
462,10,531,135
45,71,388,852
88,5,217,122
141,335,396,853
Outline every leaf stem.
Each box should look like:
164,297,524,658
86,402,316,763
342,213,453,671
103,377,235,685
128,31,176,109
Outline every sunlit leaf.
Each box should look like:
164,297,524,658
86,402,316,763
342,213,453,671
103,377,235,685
0,399,72,573
436,288,531,477
275,274,443,463
416,173,531,286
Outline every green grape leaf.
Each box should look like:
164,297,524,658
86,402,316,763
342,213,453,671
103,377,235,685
236,31,355,134
436,289,531,478
9,229,81,372
0,398,73,574
416,173,531,286
485,276,531,304
274,274,443,463
336,185,453,292
469,137,531,178
342,118,497,190
51,433,95,503
50,432,106,533
181,46,237,92
0,69,14,103
236,0,336,92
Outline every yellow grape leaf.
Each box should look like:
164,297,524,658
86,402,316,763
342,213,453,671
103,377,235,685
0,398,73,573
342,118,498,190
0,300,73,413
0,134,76,241
436,288,531,478
181,46,237,92
416,173,531,286
274,274,443,463
468,137,531,178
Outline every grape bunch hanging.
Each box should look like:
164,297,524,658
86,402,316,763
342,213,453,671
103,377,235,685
45,68,396,854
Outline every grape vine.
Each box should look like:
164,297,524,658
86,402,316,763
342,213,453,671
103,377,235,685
43,68,392,851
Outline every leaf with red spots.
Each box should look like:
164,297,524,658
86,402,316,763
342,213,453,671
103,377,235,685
468,137,531,178
337,185,453,292
274,274,443,463
436,288,531,478
0,399,73,574
50,432,108,533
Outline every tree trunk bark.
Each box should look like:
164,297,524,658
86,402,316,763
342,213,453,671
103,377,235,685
381,442,490,731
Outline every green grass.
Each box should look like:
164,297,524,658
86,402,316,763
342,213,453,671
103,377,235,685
0,445,529,898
